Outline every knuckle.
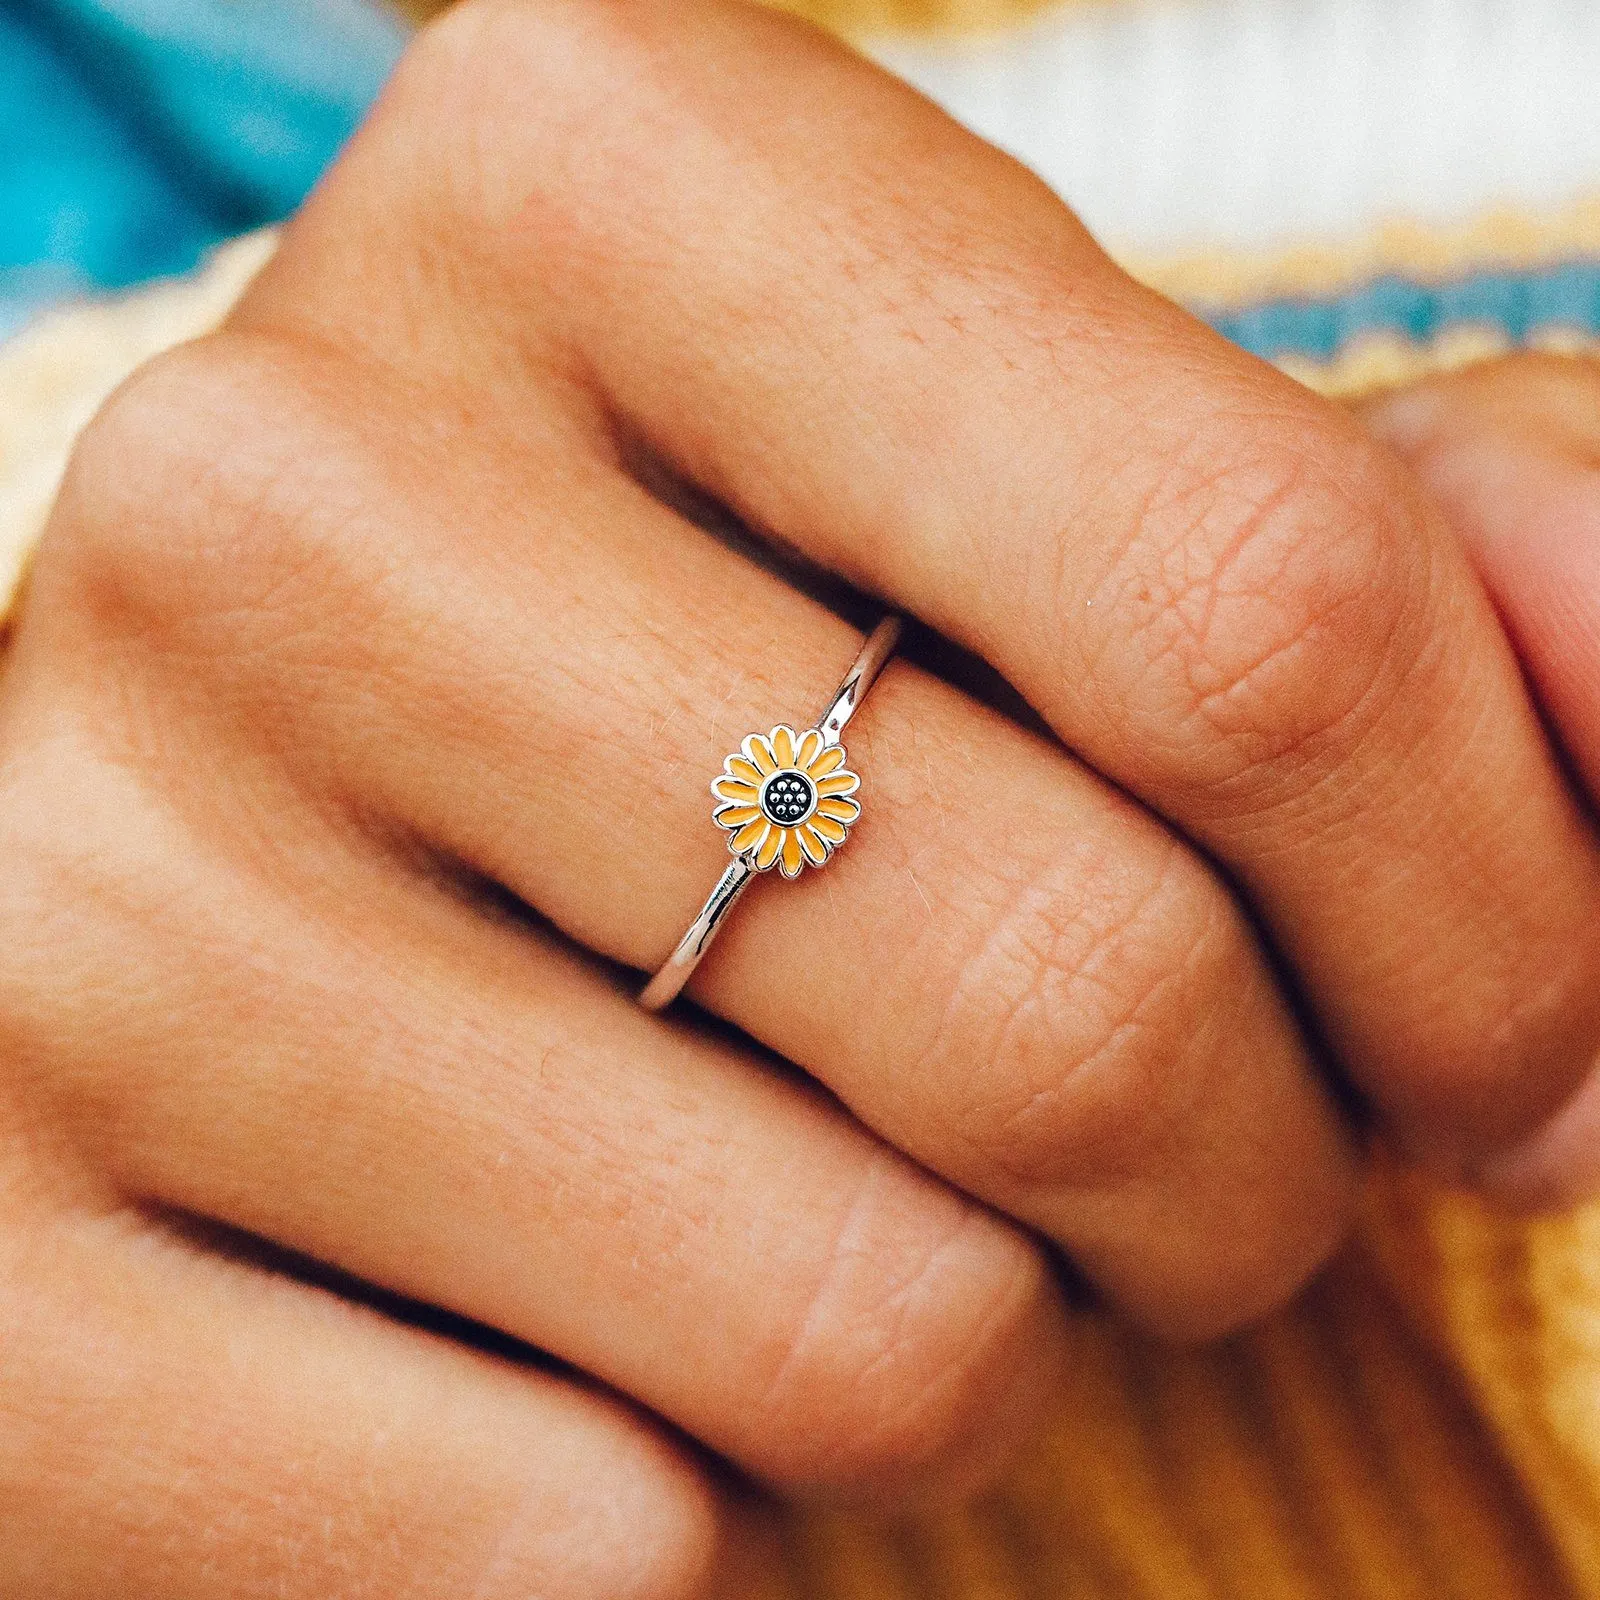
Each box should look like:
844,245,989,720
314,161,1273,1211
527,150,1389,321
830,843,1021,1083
50,341,222,590
752,1166,1057,1496
1087,418,1436,796
936,841,1245,1197
919,837,1355,1340
385,0,519,154
49,332,374,657
379,0,576,145
53,338,282,618
393,0,676,224
1391,935,1600,1159
524,1445,723,1600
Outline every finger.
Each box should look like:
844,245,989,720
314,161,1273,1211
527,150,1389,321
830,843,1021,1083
0,670,1067,1505
0,1159,718,1600
1364,353,1600,800
321,0,1600,1174
1364,353,1600,1204
49,328,1357,1344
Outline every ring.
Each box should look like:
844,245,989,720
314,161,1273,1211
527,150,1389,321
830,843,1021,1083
639,615,902,1011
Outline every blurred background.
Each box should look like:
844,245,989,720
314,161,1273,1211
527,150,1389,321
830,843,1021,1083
4,0,1600,383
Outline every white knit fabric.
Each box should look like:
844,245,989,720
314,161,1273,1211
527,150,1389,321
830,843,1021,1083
867,0,1600,257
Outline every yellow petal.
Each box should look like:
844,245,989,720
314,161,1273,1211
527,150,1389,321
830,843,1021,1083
755,825,785,871
713,776,759,805
713,804,761,829
780,829,805,877
797,823,830,865
794,729,825,771
806,744,847,778
742,733,778,776
770,725,797,768
726,755,763,786
811,813,848,845
815,771,860,798
816,796,860,824
731,818,769,854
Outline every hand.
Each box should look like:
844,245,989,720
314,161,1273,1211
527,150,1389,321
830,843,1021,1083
4,2,1600,1593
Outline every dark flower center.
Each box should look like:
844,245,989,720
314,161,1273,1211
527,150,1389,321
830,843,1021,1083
761,770,816,827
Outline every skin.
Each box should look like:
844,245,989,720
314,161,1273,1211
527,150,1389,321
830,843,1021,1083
0,0,1598,1589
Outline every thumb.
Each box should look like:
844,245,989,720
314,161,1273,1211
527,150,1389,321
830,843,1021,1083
1364,353,1600,805
1365,354,1600,1204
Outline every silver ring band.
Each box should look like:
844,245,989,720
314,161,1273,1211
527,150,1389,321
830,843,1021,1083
639,615,902,1011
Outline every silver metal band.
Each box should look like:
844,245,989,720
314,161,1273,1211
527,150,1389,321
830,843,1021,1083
639,615,902,1011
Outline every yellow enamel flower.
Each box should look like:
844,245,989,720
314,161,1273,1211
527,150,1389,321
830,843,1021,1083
711,724,862,878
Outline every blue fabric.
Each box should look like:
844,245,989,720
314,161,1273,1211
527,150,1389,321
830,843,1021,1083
1204,261,1600,364
0,0,405,338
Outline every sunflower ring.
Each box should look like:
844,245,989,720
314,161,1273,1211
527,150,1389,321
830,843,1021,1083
639,616,901,1011
712,724,861,878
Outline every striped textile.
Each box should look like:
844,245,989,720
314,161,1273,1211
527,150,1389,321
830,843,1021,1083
852,0,1600,384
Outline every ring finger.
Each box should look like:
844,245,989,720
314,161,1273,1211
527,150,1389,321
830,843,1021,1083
0,621,1065,1502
